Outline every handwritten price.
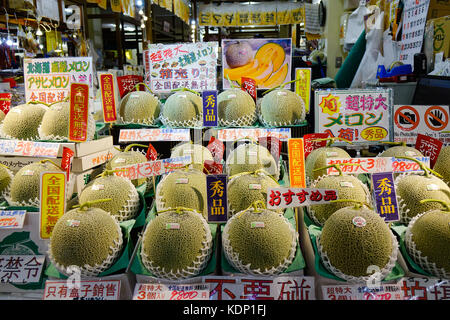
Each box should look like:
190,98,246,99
169,290,199,300
392,161,421,172
364,292,392,300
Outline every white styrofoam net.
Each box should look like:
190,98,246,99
48,215,124,277
316,229,399,284
160,113,203,128
140,209,213,280
306,174,373,226
112,178,141,222
219,110,258,127
222,208,298,276
405,212,450,279
118,100,162,126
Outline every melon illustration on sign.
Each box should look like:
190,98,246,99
224,41,288,88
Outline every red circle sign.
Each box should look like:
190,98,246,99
394,105,420,131
424,106,448,131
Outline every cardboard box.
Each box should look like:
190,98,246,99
55,136,113,158
427,0,450,20
427,15,450,59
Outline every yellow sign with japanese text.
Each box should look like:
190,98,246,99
295,68,312,113
40,172,66,239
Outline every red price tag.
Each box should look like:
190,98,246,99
146,143,158,161
117,75,144,98
415,134,443,168
100,74,117,123
203,160,223,175
69,83,89,142
241,77,257,102
0,93,12,115
60,147,75,181
303,133,330,159
207,136,225,162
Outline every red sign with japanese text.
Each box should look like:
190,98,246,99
0,93,12,115
415,134,443,168
207,136,225,162
303,133,329,159
100,73,117,123
146,143,158,161
288,138,306,188
241,77,257,102
60,147,75,182
117,75,144,98
267,187,338,209
69,83,89,142
203,160,223,175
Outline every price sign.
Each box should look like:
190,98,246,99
119,129,191,142
391,156,430,173
326,157,393,175
322,283,404,300
133,283,210,300
0,210,27,229
217,128,291,142
267,187,338,209
0,140,60,158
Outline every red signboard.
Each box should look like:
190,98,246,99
241,77,257,102
69,83,89,142
303,133,330,159
117,75,144,98
415,133,443,168
207,136,225,162
146,143,158,161
60,147,75,182
0,93,12,115
100,73,117,123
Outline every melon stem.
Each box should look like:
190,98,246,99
156,207,196,215
262,77,303,96
124,144,149,153
132,82,154,95
395,156,442,178
171,87,200,96
419,199,450,212
77,198,112,211
329,199,372,210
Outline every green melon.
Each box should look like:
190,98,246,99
106,147,148,187
162,91,202,126
119,90,160,124
0,165,12,197
170,143,214,172
379,145,424,158
305,147,351,182
217,88,256,126
2,103,47,140
141,209,212,279
260,89,305,126
319,206,395,278
433,146,450,185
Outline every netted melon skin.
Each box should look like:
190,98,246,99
0,165,13,200
259,89,306,127
226,143,279,180
79,175,140,221
318,206,398,282
8,161,63,206
308,174,371,226
141,209,212,280
405,210,450,279
161,91,203,128
170,142,214,172
305,147,351,184
106,150,148,187
48,207,123,277
38,101,96,141
223,208,298,275
217,88,257,127
395,173,450,224
433,146,450,185
156,169,207,218
1,103,47,140
227,172,282,217
119,91,161,125
379,146,424,158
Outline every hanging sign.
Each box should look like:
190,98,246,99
372,172,400,222
68,83,89,142
295,68,312,113
144,42,218,93
60,147,75,182
315,89,393,144
0,210,27,229
24,57,93,104
394,105,450,145
288,138,306,188
240,77,257,102
206,174,228,223
117,75,144,98
207,136,225,162
146,143,158,161
267,187,338,209
415,134,443,168
99,73,117,123
0,93,12,115
39,172,67,239
303,133,329,159
202,90,218,127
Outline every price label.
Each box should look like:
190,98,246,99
217,128,291,142
133,283,210,300
119,129,191,142
0,210,26,229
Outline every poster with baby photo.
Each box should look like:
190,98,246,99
221,38,292,90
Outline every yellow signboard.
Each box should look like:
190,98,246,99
295,68,312,113
40,172,66,239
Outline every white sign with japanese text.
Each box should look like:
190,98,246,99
217,128,291,142
144,42,218,93
43,280,121,300
267,188,338,209
133,283,210,300
325,157,430,175
24,57,94,104
0,210,27,229
0,140,60,158
118,129,191,142
322,283,405,300
393,105,450,145
114,155,192,181
315,89,393,144
0,255,45,284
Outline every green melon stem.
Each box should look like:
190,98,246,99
156,206,195,215
27,100,50,107
234,136,258,145
262,77,303,96
133,82,154,95
124,143,149,152
329,199,372,210
47,97,69,107
114,146,123,152
171,87,200,96
226,74,237,89
39,159,63,171
419,199,450,212
0,163,10,170
76,199,112,211
237,200,266,218
395,156,442,178
97,168,126,178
